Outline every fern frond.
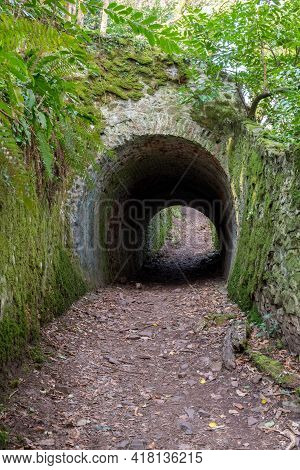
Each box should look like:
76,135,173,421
0,15,79,54
36,129,53,178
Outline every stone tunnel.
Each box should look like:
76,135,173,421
69,85,300,353
71,134,236,284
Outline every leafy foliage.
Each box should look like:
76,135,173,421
0,0,299,202
105,2,182,54
177,0,300,144
0,13,102,198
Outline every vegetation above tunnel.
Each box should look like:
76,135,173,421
0,0,298,199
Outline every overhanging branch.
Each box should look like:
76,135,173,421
248,88,292,120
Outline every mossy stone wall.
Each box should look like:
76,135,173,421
147,207,174,254
0,176,86,372
226,126,300,353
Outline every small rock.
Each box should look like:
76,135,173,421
38,438,55,447
129,438,146,450
178,371,187,378
76,418,90,427
55,385,70,394
104,356,118,365
184,407,195,420
178,420,193,435
126,335,140,340
247,416,259,426
140,330,153,338
198,408,211,418
135,283,142,289
117,440,129,449
95,425,111,432
252,374,262,384
210,361,222,372
187,379,197,386
262,420,275,429
282,400,300,416
139,353,151,359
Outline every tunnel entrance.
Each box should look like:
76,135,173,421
72,135,237,285
137,206,222,283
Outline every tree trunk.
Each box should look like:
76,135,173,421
173,0,187,21
66,2,76,17
100,0,110,37
77,0,84,26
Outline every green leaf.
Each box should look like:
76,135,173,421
36,129,53,178
35,111,47,130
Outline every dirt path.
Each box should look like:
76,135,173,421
2,212,299,450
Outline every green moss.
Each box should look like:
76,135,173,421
8,378,20,389
210,223,221,251
126,52,153,65
87,40,174,103
191,99,240,135
147,207,174,254
227,143,278,315
29,345,46,365
204,312,236,327
247,306,263,326
0,176,86,371
0,430,8,450
248,350,300,389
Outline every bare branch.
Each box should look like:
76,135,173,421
248,88,292,120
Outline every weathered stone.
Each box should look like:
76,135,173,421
222,319,247,370
68,80,299,354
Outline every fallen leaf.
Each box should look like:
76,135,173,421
209,421,218,429
234,403,244,410
263,420,275,428
148,441,156,449
199,377,206,384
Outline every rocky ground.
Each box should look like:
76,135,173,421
1,210,300,450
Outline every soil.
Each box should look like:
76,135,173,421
1,210,300,450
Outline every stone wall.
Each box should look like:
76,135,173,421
69,83,300,353
0,175,86,372
227,125,300,354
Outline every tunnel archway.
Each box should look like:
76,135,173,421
71,134,237,285
140,205,222,283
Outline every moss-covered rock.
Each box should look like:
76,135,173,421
247,349,300,389
87,38,183,104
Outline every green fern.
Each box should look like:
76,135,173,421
35,129,54,179
0,12,103,192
